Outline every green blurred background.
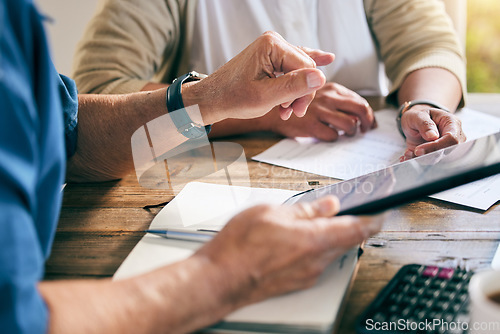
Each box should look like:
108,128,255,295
467,0,500,92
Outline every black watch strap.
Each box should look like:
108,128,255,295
166,71,211,139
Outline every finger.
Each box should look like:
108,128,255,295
328,95,375,132
290,94,315,118
279,106,294,121
320,214,384,249
261,31,317,73
407,111,440,142
299,46,335,67
290,196,340,219
260,68,326,109
413,132,463,156
312,122,339,142
432,110,467,143
317,107,360,136
404,148,416,160
372,115,378,129
412,112,466,156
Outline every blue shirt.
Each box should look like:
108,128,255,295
0,0,78,332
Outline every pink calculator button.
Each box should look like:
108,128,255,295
422,266,439,277
438,268,455,279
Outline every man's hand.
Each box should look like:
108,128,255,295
266,82,376,141
193,196,383,309
400,105,466,161
182,31,335,125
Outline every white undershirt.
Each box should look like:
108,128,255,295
190,0,389,96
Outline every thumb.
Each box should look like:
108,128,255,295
290,195,340,219
413,111,440,141
261,68,325,107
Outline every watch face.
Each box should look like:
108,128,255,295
189,71,208,80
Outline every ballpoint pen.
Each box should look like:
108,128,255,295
145,228,218,243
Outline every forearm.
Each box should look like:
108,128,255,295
66,89,186,182
39,256,239,334
397,67,463,112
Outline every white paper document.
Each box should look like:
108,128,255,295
253,108,500,210
115,182,360,333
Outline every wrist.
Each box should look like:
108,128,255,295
190,252,249,312
181,79,226,125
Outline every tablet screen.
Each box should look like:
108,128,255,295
285,132,500,215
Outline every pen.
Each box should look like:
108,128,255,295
145,228,218,243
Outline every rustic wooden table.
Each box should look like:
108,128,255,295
44,94,500,333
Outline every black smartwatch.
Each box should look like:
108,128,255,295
166,71,211,139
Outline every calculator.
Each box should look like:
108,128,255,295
356,264,473,334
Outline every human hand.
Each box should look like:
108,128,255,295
400,105,466,161
266,82,376,141
193,196,383,310
182,31,335,125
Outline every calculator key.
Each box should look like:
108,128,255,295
438,268,455,279
401,307,412,317
446,282,458,291
389,314,400,323
452,303,462,313
435,300,450,310
373,312,385,323
440,290,452,300
443,313,454,323
425,299,434,309
389,304,399,313
408,285,419,295
448,291,457,301
423,266,440,277
431,280,446,289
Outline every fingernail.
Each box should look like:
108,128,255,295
307,72,322,89
280,108,293,120
415,147,425,156
294,108,306,118
315,196,338,216
426,130,439,139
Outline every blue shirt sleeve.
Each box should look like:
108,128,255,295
0,1,69,332
59,74,79,158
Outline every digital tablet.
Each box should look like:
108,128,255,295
284,131,500,215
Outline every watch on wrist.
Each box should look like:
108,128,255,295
396,100,450,138
166,71,211,139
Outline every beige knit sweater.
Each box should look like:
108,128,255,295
73,0,466,106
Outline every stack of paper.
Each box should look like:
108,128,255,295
114,182,360,333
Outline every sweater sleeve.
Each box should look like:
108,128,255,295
72,0,184,94
364,0,466,107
